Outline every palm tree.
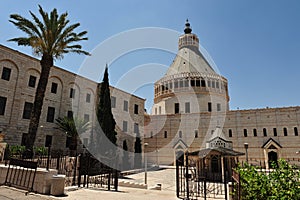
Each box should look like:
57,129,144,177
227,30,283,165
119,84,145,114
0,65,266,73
55,117,90,155
9,5,90,155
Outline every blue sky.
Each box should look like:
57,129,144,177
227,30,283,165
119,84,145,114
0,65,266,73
1,1,300,112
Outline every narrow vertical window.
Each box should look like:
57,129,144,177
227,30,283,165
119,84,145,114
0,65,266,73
134,104,139,114
155,108,157,115
228,129,232,137
191,80,195,87
0,96,7,115
253,129,257,137
159,106,161,114
217,103,221,112
201,80,206,87
28,75,37,88
244,129,248,137
70,88,75,98
273,128,277,136
179,131,182,138
185,102,190,113
164,131,167,138
84,114,89,123
51,82,58,94
22,102,33,119
86,93,91,103
45,135,52,147
196,79,200,87
294,127,298,136
67,110,73,119
1,67,11,81
195,130,198,138
208,102,212,112
46,107,55,122
150,131,153,138
111,96,116,108
134,123,139,134
283,127,288,136
263,128,267,137
123,100,128,112
123,121,128,132
175,103,180,114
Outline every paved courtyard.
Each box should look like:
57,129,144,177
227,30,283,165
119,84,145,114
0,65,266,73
0,167,180,200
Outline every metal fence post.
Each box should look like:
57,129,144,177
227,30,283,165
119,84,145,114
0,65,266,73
185,151,189,200
46,145,51,171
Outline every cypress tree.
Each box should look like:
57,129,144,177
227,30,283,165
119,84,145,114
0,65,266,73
134,136,142,168
95,65,117,163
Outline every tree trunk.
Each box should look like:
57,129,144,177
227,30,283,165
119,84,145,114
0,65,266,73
25,54,53,156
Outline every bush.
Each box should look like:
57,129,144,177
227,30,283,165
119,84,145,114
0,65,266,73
235,159,300,200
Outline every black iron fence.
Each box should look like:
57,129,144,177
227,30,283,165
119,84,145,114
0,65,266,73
1,146,118,191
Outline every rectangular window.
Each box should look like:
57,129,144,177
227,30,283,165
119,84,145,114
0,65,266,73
201,80,206,87
217,103,221,112
212,81,215,88
208,80,211,87
28,75,37,88
263,128,267,137
155,108,157,115
1,67,11,81
45,135,52,147
134,123,139,134
66,136,71,148
51,82,58,94
123,100,128,112
67,110,73,119
22,102,33,119
294,127,298,136
111,96,116,108
164,131,167,138
175,103,180,114
196,80,200,87
123,121,128,132
46,107,55,123
0,96,7,115
179,80,184,87
84,114,89,123
244,129,248,137
184,80,189,87
216,82,220,89
273,128,277,136
283,127,288,136
253,129,257,137
159,106,161,114
208,102,212,112
70,88,75,98
134,104,139,114
174,80,178,88
86,93,91,103
195,130,198,138
191,80,195,87
229,129,232,137
185,102,190,113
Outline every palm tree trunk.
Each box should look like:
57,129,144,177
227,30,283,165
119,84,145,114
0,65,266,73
26,54,53,155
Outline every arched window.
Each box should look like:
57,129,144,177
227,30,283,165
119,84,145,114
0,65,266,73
244,129,248,137
228,129,232,137
283,127,288,136
263,128,267,137
294,127,298,136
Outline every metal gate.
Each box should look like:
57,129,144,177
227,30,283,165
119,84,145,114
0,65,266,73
176,152,229,200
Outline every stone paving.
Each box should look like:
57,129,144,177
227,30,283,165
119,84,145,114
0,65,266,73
0,167,180,200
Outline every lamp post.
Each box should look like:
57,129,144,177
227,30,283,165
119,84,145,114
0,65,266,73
244,143,249,163
144,142,149,185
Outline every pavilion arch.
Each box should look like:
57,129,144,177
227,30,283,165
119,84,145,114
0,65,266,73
262,138,282,169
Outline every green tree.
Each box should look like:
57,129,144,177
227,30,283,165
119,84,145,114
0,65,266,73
9,5,89,155
236,159,300,200
95,66,117,161
55,116,90,155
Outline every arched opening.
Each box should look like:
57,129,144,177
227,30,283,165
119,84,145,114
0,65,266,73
268,151,278,168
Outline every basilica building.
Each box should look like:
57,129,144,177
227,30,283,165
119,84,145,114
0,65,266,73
144,21,300,169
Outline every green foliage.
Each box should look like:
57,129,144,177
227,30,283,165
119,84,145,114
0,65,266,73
236,159,300,200
33,146,47,156
10,145,26,156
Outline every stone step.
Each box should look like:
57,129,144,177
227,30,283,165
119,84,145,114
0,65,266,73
118,180,147,189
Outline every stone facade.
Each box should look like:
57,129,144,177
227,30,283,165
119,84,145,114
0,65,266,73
144,21,300,169
0,44,145,160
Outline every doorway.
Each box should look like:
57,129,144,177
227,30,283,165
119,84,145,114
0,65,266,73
268,151,278,168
